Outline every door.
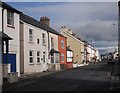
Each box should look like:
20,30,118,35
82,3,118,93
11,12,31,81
4,54,16,72
43,52,47,71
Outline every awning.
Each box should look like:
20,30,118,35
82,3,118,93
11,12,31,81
66,46,73,51
49,48,60,54
0,32,12,41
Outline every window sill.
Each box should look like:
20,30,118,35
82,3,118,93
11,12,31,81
29,63,34,65
37,63,41,65
7,25,15,29
42,44,46,46
61,47,64,49
29,42,34,44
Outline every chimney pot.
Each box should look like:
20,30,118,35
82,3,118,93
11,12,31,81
40,16,50,27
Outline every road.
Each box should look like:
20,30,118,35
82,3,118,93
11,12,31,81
3,61,119,92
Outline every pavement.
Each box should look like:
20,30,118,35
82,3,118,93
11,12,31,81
2,69,67,90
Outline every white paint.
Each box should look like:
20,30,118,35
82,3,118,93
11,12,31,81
113,51,118,59
81,41,84,62
23,22,48,74
94,48,101,61
87,44,92,61
3,9,20,77
67,51,73,62
48,32,58,63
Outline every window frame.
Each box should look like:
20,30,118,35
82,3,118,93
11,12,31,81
37,51,41,63
61,53,64,62
51,37,54,48
61,40,64,49
37,39,40,44
29,50,34,64
42,33,46,45
43,52,46,63
7,10,14,26
29,29,33,43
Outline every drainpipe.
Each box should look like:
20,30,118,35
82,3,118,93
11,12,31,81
47,31,50,70
47,31,50,55
2,7,4,64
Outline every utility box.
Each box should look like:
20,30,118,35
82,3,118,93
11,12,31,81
7,72,18,83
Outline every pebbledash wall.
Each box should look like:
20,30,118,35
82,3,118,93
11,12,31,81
20,16,49,74
2,6,21,76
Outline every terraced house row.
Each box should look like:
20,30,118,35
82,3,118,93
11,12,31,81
0,2,100,80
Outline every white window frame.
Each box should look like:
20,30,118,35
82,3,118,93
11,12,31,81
7,11,14,26
43,52,46,63
37,39,40,44
29,50,34,64
61,53,64,62
42,33,46,45
51,37,54,48
29,29,33,42
61,40,64,49
37,51,41,64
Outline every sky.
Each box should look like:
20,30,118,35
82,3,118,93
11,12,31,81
7,2,119,54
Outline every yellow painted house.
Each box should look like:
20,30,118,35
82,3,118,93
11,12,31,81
60,26,82,65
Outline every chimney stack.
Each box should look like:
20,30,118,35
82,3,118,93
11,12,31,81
40,16,50,27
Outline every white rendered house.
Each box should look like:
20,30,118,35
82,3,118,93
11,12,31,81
20,14,49,74
2,2,21,77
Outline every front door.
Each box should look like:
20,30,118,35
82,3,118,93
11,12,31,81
43,52,47,71
3,54,16,72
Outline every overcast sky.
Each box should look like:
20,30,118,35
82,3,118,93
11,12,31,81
8,2,119,53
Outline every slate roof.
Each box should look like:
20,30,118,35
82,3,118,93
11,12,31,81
2,2,22,14
20,13,65,37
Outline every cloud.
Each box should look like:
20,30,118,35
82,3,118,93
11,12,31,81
14,2,118,49
74,19,118,41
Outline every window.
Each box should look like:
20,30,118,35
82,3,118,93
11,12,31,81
51,54,54,63
51,37,54,48
43,52,46,63
29,50,34,64
37,51,40,63
61,40,64,49
37,39,40,44
61,54,64,62
29,29,33,42
7,11,14,26
42,33,46,45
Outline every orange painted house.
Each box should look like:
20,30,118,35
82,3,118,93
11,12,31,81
58,35,67,69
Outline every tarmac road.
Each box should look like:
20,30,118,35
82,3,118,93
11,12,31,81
2,61,120,92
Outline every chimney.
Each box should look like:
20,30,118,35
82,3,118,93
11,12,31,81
72,33,76,37
40,16,50,27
